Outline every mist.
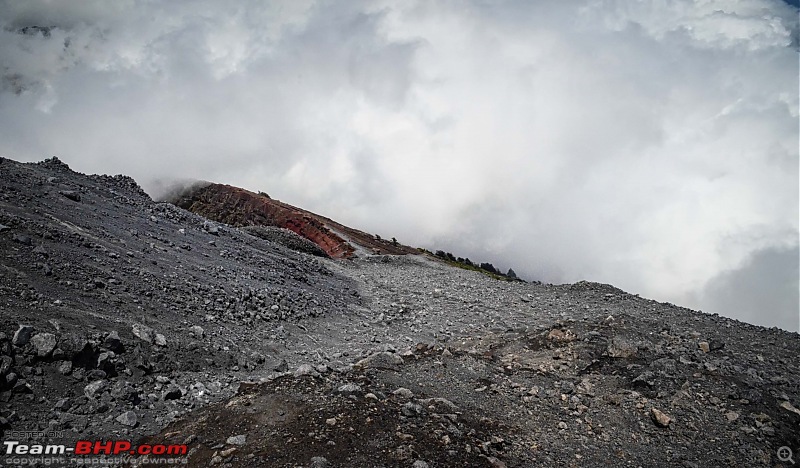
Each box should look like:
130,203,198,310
0,0,797,331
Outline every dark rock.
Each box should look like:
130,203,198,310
103,331,125,353
709,340,725,351
96,352,116,375
274,359,289,372
632,371,656,388
0,356,12,377
12,234,32,246
12,380,32,394
59,191,81,202
86,369,107,381
111,382,141,404
12,325,34,346
163,385,182,401
58,334,90,360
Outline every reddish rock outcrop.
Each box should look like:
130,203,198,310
171,183,417,259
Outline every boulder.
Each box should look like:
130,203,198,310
31,333,57,358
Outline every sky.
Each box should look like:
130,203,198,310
0,0,797,331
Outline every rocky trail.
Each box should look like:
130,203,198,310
0,157,798,467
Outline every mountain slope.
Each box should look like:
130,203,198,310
0,156,797,467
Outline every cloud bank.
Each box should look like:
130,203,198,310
0,0,797,330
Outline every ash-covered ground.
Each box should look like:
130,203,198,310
0,157,798,467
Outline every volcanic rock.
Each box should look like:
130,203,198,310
31,333,57,357
12,325,34,346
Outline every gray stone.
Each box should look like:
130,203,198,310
392,387,414,399
401,402,424,417
0,223,9,233
84,380,107,399
337,383,362,394
189,325,204,338
309,456,329,467
154,333,167,347
355,352,403,370
31,333,57,358
54,398,71,411
607,336,637,358
412,461,429,468
226,434,246,446
12,325,34,346
294,364,318,377
58,361,72,375
132,323,154,344
115,411,138,427
203,221,219,236
58,333,89,359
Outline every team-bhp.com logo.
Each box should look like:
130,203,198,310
4,440,188,465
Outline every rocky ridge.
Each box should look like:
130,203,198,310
170,182,420,259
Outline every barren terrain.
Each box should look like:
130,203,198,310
0,157,798,467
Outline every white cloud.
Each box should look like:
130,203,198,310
0,0,796,329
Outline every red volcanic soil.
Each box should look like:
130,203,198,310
171,183,418,259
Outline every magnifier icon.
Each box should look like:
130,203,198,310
778,446,795,465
